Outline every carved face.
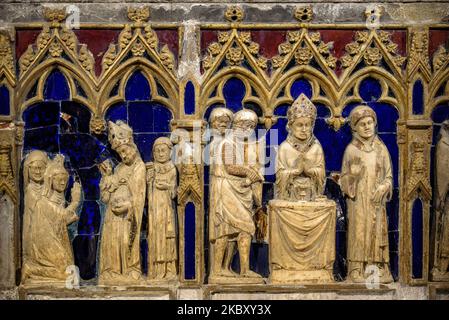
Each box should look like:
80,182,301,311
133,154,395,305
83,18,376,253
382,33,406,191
211,116,232,135
354,116,376,139
28,160,47,183
290,117,313,141
52,173,69,193
116,145,137,165
154,144,171,164
233,120,256,138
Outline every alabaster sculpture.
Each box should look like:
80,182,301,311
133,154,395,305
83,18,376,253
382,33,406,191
269,94,336,284
21,150,49,282
208,109,264,284
98,121,146,285
207,107,236,279
340,105,393,284
432,120,449,281
21,154,81,284
146,137,178,281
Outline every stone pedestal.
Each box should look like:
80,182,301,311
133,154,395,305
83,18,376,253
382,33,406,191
268,199,336,284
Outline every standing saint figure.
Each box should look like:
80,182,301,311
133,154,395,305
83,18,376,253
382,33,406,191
340,105,393,283
275,94,326,201
98,121,146,284
432,120,449,279
207,107,236,278
22,154,81,283
21,150,49,282
211,109,264,281
146,137,178,280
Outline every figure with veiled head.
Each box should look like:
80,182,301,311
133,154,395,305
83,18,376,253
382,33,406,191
21,154,81,283
21,150,49,281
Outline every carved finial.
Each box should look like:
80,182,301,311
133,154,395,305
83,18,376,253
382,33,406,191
326,116,347,131
127,6,150,24
90,116,107,135
294,6,313,24
225,6,244,23
43,7,67,26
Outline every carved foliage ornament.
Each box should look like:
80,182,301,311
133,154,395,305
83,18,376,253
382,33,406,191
0,34,15,78
18,11,95,78
408,29,431,75
225,6,244,23
272,30,337,70
203,31,268,71
0,138,16,201
432,45,449,74
341,30,406,70
407,137,432,200
294,6,313,24
101,7,175,76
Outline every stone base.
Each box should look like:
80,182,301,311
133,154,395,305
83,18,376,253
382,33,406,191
18,284,175,300
208,275,265,285
205,283,397,300
270,269,334,284
0,282,435,299
430,269,449,282
428,282,449,300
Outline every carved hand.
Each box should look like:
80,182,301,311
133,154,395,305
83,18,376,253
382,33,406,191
71,182,82,203
99,160,112,176
372,184,388,204
155,181,170,190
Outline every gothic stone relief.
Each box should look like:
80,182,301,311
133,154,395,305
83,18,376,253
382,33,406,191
208,109,265,284
21,154,81,284
146,137,178,282
98,121,146,285
432,120,449,281
269,94,336,284
340,105,394,284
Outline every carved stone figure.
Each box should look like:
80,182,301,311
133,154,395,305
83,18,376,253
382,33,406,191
340,105,393,283
207,107,236,279
275,93,326,201
146,137,178,281
432,120,449,280
209,109,264,284
21,150,49,282
269,94,336,284
21,154,81,283
98,121,146,284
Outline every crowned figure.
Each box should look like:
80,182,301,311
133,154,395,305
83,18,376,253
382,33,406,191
98,121,146,284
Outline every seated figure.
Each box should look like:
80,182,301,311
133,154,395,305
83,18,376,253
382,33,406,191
269,94,336,284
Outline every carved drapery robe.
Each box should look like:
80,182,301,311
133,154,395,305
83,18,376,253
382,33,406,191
147,162,177,278
435,131,449,264
212,136,262,240
22,182,43,275
99,157,146,282
23,195,77,282
340,136,393,264
275,135,326,201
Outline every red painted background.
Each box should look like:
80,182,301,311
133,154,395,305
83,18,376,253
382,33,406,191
16,28,179,77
